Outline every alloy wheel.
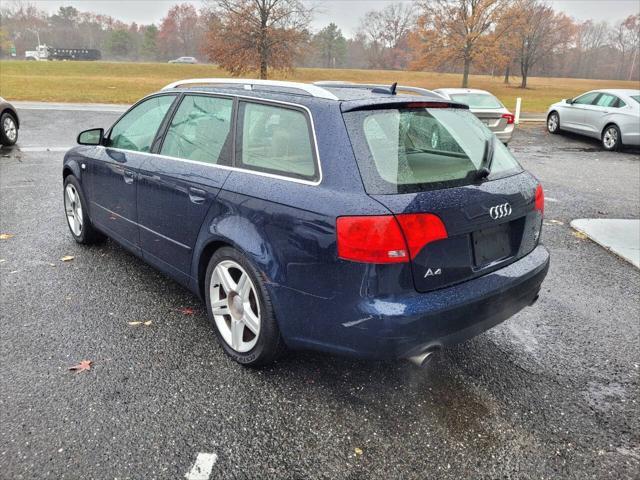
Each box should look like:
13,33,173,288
603,127,618,149
3,116,17,142
64,184,83,236
548,114,558,133
209,260,261,353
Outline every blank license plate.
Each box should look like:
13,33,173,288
473,223,512,266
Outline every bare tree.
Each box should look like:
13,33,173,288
204,0,312,79
512,0,575,88
359,2,416,69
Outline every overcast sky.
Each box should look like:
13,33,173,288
27,0,640,35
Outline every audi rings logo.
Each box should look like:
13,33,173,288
489,203,512,220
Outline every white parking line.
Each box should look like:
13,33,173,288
185,452,218,480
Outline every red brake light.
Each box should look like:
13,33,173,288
337,215,408,263
336,214,448,264
535,184,544,214
407,102,453,109
502,113,515,125
396,213,448,260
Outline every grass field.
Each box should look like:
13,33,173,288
1,60,639,112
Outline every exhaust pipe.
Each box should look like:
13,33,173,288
407,347,440,368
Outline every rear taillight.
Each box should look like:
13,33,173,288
502,113,515,125
535,184,544,214
396,213,448,260
337,213,448,264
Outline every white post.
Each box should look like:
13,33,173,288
514,97,522,125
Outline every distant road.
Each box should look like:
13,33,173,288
13,101,129,113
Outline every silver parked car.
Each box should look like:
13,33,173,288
546,89,640,151
0,97,20,146
168,56,198,64
433,88,515,144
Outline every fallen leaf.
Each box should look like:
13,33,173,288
572,231,588,240
0,233,14,240
179,307,195,315
61,255,75,262
0,259,6,263
48,262,56,267
68,360,92,372
354,447,363,456
129,320,152,327
549,219,564,225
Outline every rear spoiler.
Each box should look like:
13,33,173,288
340,98,469,113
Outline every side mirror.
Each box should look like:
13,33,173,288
77,128,104,146
564,98,573,105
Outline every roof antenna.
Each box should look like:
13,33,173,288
372,82,398,95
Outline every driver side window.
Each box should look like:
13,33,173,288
109,95,175,152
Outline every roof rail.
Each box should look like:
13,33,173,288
162,78,339,100
314,81,438,97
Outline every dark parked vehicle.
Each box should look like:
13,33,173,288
0,97,19,146
63,79,549,367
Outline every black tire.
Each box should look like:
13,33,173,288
602,124,622,152
0,112,18,146
63,175,105,244
547,111,560,134
205,247,286,367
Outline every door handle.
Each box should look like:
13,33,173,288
123,169,135,184
188,187,206,204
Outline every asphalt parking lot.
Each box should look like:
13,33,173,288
1,107,639,480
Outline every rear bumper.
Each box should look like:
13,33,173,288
281,245,549,359
494,124,515,143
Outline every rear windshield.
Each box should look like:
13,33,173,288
631,95,640,104
449,93,503,109
343,108,522,194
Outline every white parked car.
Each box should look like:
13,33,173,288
168,56,198,64
546,89,640,151
433,88,515,144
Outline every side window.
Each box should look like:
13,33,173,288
594,94,618,108
573,92,600,105
160,95,233,164
615,98,626,108
237,102,318,180
109,95,175,152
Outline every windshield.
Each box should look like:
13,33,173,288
449,93,503,109
631,95,639,104
343,108,522,194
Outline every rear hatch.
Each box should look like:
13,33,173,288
342,103,543,292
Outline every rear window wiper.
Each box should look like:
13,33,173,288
476,136,495,179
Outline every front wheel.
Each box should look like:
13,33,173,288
547,112,560,134
205,247,286,367
0,112,18,146
602,125,621,151
63,175,105,244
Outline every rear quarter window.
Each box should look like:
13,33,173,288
236,102,318,181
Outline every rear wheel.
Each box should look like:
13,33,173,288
547,112,560,134
63,175,105,244
0,112,18,146
602,125,621,151
205,247,285,367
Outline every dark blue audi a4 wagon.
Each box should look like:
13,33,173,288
62,79,549,367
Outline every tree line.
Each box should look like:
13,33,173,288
1,0,638,86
